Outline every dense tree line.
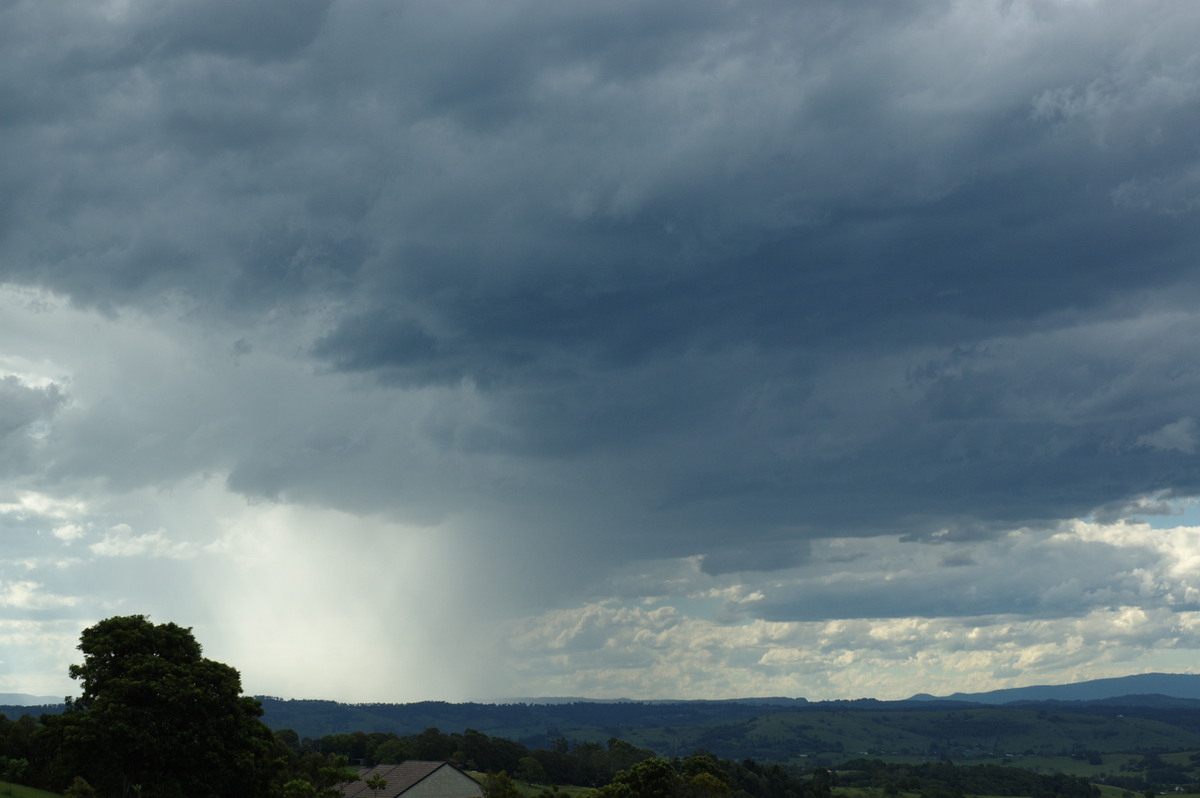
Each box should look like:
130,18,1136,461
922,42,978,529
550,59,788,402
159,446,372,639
1,693,833,798
0,615,1149,798
589,754,834,798
0,616,359,798
256,699,806,744
476,751,833,798
296,726,658,785
1095,751,1200,793
833,759,1099,798
0,616,670,798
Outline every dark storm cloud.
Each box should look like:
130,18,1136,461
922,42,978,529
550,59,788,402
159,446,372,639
723,529,1176,623
137,0,333,62
0,377,60,436
0,377,63,478
5,1,1200,578
700,540,813,576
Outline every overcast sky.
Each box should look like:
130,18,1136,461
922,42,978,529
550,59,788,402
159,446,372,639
5,0,1200,704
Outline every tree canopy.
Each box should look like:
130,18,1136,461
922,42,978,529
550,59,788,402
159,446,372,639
45,615,277,798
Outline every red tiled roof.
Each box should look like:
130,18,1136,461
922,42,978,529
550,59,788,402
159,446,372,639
340,761,478,798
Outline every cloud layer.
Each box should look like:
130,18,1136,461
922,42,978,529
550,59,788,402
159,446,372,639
3,0,1200,701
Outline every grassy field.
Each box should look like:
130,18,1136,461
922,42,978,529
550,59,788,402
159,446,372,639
968,754,1117,776
467,771,593,798
521,785,592,798
501,782,592,798
0,782,59,798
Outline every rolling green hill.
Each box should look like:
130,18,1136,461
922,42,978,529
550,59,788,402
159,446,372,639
14,691,1200,776
249,698,1200,768
608,706,1200,765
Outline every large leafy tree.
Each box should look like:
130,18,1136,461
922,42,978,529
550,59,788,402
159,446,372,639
46,615,277,798
590,758,679,798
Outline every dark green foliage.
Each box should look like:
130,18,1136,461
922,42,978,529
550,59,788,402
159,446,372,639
0,714,45,787
594,757,679,798
364,775,389,798
480,771,521,798
275,748,359,798
516,756,548,784
374,738,416,764
63,777,96,798
43,615,277,798
413,728,456,761
587,755,833,798
295,725,658,787
834,758,1100,798
0,756,27,785
680,771,729,798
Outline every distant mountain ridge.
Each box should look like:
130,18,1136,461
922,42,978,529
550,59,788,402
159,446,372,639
250,679,1200,763
9,672,1200,743
10,674,1200,766
7,673,1200,716
495,696,808,706
909,672,1200,704
0,692,61,706
504,674,1200,707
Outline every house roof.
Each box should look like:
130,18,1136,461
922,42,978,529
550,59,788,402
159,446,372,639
340,761,480,798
